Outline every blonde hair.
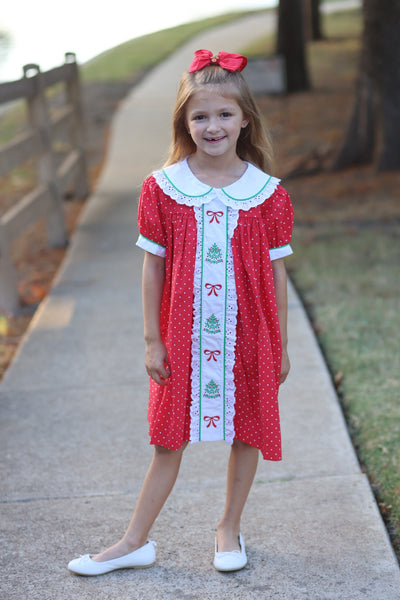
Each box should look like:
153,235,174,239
164,65,275,173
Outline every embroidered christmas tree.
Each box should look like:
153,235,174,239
206,243,223,264
204,379,220,399
204,313,221,334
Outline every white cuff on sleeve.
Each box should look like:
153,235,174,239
136,234,166,257
269,244,293,261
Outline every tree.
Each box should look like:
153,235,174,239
303,0,324,41
204,314,221,335
310,0,323,40
206,243,223,264
277,0,310,93
204,380,220,399
332,0,400,171
378,0,400,170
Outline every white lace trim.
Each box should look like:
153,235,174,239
224,209,239,444
228,207,240,238
153,162,280,211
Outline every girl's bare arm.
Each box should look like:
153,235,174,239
142,251,170,385
272,258,290,384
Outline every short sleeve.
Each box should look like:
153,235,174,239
136,176,167,257
264,185,294,261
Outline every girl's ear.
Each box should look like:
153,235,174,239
241,119,249,128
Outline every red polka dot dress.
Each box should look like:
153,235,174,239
136,158,294,460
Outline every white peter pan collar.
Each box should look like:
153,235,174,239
153,157,280,210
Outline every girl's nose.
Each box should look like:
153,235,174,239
207,117,219,132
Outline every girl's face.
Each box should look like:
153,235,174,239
185,88,248,162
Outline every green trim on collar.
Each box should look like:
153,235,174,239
162,169,212,198
221,175,272,201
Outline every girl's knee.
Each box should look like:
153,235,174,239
154,442,188,457
232,439,259,453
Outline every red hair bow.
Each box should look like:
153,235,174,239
189,49,247,73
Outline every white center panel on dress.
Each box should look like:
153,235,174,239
190,194,239,445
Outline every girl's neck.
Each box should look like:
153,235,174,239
187,153,247,188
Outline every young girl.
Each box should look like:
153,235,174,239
68,49,294,576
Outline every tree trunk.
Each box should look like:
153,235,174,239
332,0,400,171
277,0,310,93
310,0,323,40
377,0,400,170
332,1,377,170
331,70,376,169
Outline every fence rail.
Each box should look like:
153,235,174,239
0,52,89,313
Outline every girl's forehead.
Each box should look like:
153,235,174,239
187,87,240,109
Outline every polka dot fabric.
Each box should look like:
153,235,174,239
137,175,294,460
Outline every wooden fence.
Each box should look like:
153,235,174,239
0,52,89,313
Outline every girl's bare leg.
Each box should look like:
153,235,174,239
216,440,259,552
93,443,187,562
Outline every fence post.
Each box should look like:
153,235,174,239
0,223,19,313
24,63,68,248
64,52,89,199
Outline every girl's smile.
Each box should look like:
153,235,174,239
205,135,226,142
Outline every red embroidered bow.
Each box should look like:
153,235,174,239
206,210,224,223
204,349,221,362
189,49,247,73
204,415,220,428
205,283,222,296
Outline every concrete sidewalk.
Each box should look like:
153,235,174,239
1,13,400,600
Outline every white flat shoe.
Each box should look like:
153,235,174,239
68,541,156,576
213,533,247,572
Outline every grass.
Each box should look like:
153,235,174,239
289,223,400,549
245,8,400,556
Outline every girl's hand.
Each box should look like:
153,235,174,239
145,339,171,385
280,348,290,385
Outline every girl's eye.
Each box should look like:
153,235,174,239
221,112,231,118
194,115,205,121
